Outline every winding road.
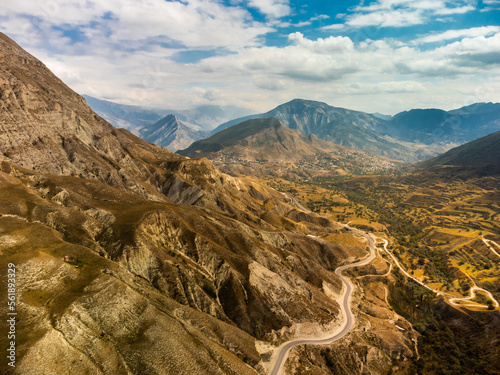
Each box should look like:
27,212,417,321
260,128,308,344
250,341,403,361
269,193,499,375
269,225,376,375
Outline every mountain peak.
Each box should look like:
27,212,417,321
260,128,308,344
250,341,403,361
139,113,205,151
279,98,332,109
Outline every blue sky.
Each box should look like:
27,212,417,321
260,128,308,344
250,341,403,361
1,0,499,114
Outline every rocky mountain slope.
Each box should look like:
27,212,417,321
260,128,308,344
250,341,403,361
212,99,387,135
180,117,339,162
0,32,415,375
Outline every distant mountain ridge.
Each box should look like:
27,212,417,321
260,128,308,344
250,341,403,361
84,95,256,151
140,114,207,152
387,103,500,145
211,99,500,162
212,98,388,135
84,95,255,133
83,95,166,133
211,99,429,162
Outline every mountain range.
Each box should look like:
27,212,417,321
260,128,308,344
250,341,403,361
84,94,255,132
84,95,254,151
208,99,500,163
85,94,500,163
388,103,500,145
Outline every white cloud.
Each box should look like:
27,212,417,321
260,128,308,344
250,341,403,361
415,26,500,44
346,9,425,27
0,0,273,50
288,32,354,53
340,81,425,94
253,75,287,90
310,15,330,21
247,0,290,18
435,5,475,14
321,24,345,31
1,0,499,115
347,0,476,28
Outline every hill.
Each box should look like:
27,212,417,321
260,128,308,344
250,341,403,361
179,117,339,162
179,117,399,178
419,131,500,174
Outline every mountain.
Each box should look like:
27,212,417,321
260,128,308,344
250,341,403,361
210,99,500,163
179,117,339,162
140,114,207,152
84,94,255,132
210,99,420,161
420,131,500,173
179,117,400,179
387,103,500,145
210,99,432,162
212,99,388,135
371,112,392,120
0,33,418,375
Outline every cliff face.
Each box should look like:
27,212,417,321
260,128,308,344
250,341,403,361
0,32,415,374
0,33,186,201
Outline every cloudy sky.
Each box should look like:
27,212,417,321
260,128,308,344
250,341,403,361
1,0,500,114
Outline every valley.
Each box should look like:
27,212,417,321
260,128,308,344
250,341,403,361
251,168,500,374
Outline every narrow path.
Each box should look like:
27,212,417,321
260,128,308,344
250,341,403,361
449,285,500,308
482,237,500,258
268,225,376,375
376,238,499,309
